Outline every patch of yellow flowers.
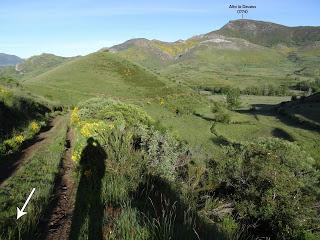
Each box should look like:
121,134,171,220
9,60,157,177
71,120,115,163
0,85,11,98
71,149,82,162
80,121,114,138
70,107,80,124
14,135,25,144
28,121,41,134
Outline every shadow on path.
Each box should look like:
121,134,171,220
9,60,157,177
69,138,106,240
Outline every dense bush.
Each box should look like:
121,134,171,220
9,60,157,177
197,84,289,96
244,84,288,96
70,98,214,239
294,79,320,93
208,138,320,239
226,88,241,109
72,98,189,182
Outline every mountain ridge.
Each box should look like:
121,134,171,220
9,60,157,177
0,53,23,67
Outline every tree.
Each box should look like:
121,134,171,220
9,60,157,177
226,88,241,109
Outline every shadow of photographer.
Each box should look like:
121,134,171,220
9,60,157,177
69,137,106,240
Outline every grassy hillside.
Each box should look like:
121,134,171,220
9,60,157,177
161,40,298,89
108,38,201,72
24,52,178,105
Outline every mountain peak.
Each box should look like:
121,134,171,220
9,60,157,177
216,19,320,46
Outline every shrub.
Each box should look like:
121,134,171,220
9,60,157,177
72,98,189,182
209,138,320,239
1,134,25,155
214,112,231,124
226,88,241,109
28,121,41,135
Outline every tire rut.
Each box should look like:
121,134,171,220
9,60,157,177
39,127,76,240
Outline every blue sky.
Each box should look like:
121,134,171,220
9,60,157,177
1,0,319,58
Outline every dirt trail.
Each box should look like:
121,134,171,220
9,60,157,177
0,115,65,186
39,127,76,240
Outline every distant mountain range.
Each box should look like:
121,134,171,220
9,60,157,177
1,19,319,104
0,53,23,67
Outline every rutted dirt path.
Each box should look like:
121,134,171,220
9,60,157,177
0,115,65,186
39,127,76,240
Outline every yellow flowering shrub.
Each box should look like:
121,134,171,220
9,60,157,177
80,121,113,138
28,121,41,135
160,98,165,106
70,107,80,124
0,85,12,100
14,135,25,144
71,149,82,162
1,134,25,154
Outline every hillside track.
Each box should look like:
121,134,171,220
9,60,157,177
39,126,76,240
0,115,65,186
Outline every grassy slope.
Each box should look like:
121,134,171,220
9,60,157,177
142,94,320,167
24,52,178,105
161,44,298,89
110,39,201,72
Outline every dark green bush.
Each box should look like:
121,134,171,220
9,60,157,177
209,138,320,239
226,88,241,109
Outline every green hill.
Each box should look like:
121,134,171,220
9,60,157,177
24,52,177,105
107,38,201,72
160,36,298,89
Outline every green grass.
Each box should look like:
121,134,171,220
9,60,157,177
24,52,178,106
0,116,68,240
208,94,291,108
140,94,320,166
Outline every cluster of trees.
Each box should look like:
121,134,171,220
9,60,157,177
294,79,320,93
242,84,288,96
198,84,289,96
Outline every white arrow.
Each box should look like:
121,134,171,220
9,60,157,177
17,188,36,220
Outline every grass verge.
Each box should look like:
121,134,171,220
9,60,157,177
0,116,68,240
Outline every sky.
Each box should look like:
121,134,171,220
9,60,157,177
0,0,319,58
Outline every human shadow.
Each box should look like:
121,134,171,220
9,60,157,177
69,138,106,240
